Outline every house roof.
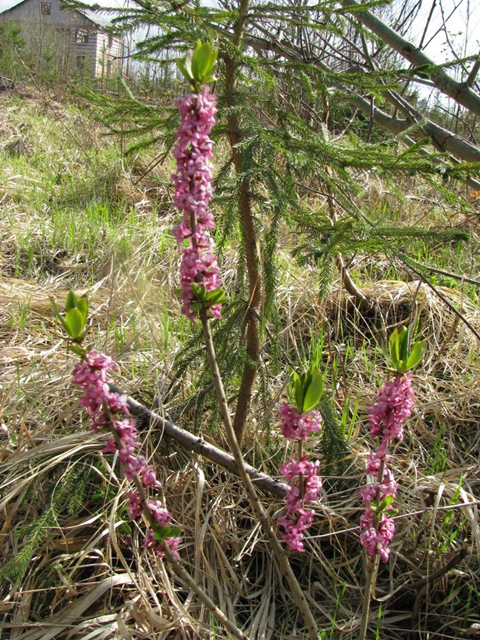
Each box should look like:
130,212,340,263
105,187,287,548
77,8,111,29
0,0,113,29
0,0,29,14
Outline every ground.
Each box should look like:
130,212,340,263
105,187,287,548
0,82,479,639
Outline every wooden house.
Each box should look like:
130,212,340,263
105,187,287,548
0,0,124,78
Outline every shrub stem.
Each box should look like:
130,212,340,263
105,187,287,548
200,308,319,640
103,401,250,640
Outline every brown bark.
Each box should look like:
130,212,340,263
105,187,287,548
223,0,261,450
109,383,290,499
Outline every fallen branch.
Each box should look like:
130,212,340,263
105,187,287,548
108,385,346,531
109,384,290,500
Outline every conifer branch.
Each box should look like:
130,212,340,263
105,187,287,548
340,0,480,116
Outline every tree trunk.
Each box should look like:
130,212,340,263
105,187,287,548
341,0,480,117
224,0,259,450
243,31,480,190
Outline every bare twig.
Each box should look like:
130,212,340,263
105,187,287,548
405,262,480,342
407,258,480,288
411,547,468,622
466,50,480,88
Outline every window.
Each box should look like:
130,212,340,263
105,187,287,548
75,28,89,44
40,2,51,14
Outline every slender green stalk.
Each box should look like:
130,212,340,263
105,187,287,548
199,308,319,640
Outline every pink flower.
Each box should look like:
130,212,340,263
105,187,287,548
360,513,396,562
369,373,414,445
365,448,390,474
278,507,315,553
126,491,142,519
280,454,319,482
360,468,398,506
172,87,222,322
279,403,322,441
72,352,128,431
278,445,323,552
142,465,159,487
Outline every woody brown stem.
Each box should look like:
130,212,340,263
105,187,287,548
359,555,378,640
199,308,319,639
224,0,261,450
335,254,367,306
325,164,367,308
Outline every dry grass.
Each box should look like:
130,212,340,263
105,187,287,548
2,270,479,639
1,85,480,640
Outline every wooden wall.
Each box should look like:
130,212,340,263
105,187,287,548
0,0,124,78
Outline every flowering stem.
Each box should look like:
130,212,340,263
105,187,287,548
359,371,415,639
189,99,198,248
199,308,319,640
101,401,249,640
359,452,386,639
359,555,378,640
172,87,222,323
102,400,153,524
298,440,304,504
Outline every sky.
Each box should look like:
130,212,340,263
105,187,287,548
1,0,479,64
413,0,480,62
0,0,123,11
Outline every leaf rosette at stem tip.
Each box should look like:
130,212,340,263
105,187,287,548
52,290,89,356
177,40,218,91
385,326,426,375
292,365,325,413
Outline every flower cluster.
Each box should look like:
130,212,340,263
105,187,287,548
369,373,414,444
278,404,323,552
279,403,323,441
172,87,222,322
73,351,181,558
360,373,414,562
360,513,396,562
